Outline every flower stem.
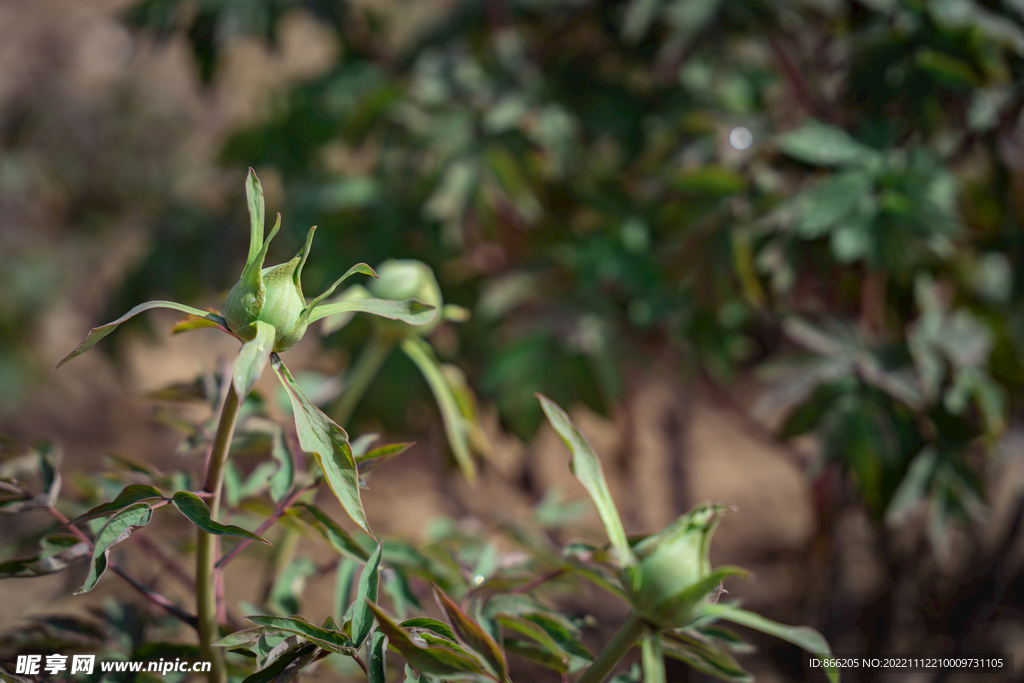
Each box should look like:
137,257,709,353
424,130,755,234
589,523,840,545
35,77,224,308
577,611,645,683
328,331,394,427
197,384,242,683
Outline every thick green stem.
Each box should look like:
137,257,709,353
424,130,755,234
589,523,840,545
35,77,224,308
197,384,242,683
577,611,645,683
328,331,394,427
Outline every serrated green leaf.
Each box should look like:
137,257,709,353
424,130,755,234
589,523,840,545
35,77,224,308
245,615,357,655
352,542,384,647
704,603,837,683
55,301,232,370
76,503,153,594
171,491,271,544
68,484,165,526
272,355,371,537
537,394,632,565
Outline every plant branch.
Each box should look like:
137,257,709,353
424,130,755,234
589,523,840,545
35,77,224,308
510,568,566,594
214,481,320,571
197,383,242,683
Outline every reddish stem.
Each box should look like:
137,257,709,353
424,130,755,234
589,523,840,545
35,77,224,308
213,481,320,572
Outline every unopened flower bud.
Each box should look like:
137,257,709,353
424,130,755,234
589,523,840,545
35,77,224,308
368,260,444,337
623,503,748,629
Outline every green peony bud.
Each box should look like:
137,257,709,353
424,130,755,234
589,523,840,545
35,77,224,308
368,259,444,338
623,503,749,629
225,208,315,353
224,170,377,354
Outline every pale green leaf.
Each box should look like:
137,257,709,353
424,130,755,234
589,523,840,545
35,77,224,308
308,297,438,327
272,355,371,537
55,301,232,370
537,394,632,565
401,338,476,482
234,320,276,401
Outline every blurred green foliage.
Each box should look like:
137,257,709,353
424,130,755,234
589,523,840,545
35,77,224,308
117,0,1024,548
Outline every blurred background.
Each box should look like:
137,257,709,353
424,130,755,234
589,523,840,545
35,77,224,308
2,0,1024,680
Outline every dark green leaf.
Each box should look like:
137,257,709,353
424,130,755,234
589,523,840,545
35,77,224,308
245,615,357,655
352,542,384,647
68,484,165,526
76,502,153,594
171,491,271,544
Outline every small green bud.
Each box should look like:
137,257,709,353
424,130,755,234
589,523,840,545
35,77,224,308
224,170,323,353
623,503,748,629
368,260,444,337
